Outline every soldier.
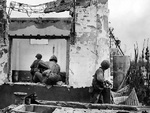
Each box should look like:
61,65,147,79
33,55,61,85
30,53,43,82
42,55,61,85
89,60,110,103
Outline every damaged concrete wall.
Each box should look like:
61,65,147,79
0,46,8,85
69,0,110,87
0,0,9,85
0,0,110,87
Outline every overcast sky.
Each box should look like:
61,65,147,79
6,0,150,58
109,0,150,58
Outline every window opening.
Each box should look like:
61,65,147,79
9,35,70,85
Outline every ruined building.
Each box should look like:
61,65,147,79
0,0,111,108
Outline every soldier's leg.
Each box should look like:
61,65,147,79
92,92,100,103
33,72,43,83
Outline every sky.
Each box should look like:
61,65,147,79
109,0,150,58
6,0,70,18
6,0,150,58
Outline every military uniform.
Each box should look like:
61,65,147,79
90,60,110,103
30,53,43,82
42,60,61,85
33,55,61,85
90,67,105,103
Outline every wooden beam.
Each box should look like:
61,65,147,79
38,100,139,111
8,35,70,40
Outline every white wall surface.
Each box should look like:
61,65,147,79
11,38,67,72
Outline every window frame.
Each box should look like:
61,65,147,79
8,34,70,85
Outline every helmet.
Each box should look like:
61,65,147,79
101,60,110,70
49,55,57,62
35,53,42,59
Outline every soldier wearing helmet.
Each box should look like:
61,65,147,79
33,55,61,85
30,53,43,82
89,60,110,103
42,55,61,85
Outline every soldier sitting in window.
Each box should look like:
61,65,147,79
30,53,44,82
33,55,62,85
